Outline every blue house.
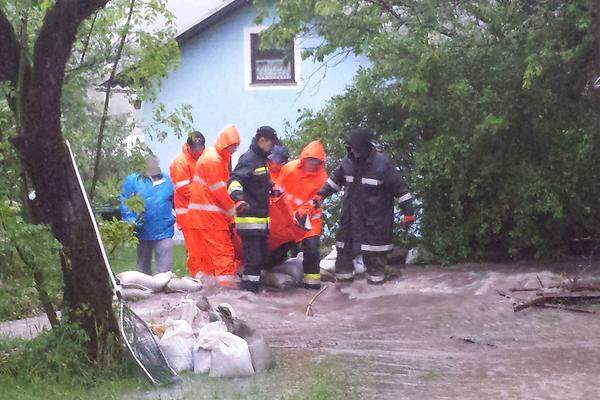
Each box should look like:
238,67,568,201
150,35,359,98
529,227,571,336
142,0,366,168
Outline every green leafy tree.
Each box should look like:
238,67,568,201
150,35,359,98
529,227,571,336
260,0,600,262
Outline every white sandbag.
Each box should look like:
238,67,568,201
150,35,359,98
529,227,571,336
152,271,175,292
166,277,203,293
159,319,195,372
271,256,303,284
167,298,199,326
261,270,296,289
117,285,153,301
246,334,274,373
208,332,255,378
405,248,419,265
116,270,174,292
196,321,228,347
192,345,211,374
353,255,365,275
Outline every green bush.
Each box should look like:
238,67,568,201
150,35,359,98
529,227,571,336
268,0,600,262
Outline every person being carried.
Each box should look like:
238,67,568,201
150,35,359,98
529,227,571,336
188,125,240,286
169,131,206,276
228,126,278,292
120,155,175,274
316,128,414,284
277,140,328,289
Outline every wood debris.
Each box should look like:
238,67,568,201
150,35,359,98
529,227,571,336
500,276,600,314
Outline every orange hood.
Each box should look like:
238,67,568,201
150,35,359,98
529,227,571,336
299,140,326,164
214,124,241,153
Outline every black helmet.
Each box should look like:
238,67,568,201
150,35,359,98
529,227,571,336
345,127,373,158
256,126,278,143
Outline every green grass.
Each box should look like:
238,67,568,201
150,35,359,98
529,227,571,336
0,327,150,400
109,243,188,276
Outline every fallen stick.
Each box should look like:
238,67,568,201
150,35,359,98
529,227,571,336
514,296,548,312
510,285,600,293
305,285,329,317
537,304,596,314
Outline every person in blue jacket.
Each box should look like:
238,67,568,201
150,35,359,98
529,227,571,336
120,155,175,274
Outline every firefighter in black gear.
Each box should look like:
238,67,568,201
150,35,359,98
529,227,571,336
316,127,415,284
229,126,278,292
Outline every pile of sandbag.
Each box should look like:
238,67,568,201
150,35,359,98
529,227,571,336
149,299,274,378
116,271,203,301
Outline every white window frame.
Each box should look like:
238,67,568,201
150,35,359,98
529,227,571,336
243,26,301,91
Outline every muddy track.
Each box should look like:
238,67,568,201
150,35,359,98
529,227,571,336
4,262,600,399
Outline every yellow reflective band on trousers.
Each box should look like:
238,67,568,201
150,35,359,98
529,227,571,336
303,273,320,280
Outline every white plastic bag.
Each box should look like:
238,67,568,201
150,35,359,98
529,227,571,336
320,246,337,272
116,271,174,292
353,255,365,275
405,248,419,265
159,319,195,372
166,277,203,293
209,332,255,378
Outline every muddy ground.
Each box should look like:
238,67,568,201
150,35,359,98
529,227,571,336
3,260,600,399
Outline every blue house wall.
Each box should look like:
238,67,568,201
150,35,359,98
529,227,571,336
142,3,366,169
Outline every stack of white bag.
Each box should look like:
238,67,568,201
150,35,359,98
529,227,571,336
116,271,203,300
319,246,365,275
155,302,273,378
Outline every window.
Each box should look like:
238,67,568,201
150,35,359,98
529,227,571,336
250,33,295,85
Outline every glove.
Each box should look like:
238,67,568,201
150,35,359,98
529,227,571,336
235,200,250,214
294,212,310,231
401,214,415,228
270,187,283,197
312,195,324,209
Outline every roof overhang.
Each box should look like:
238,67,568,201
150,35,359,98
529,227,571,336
175,0,251,45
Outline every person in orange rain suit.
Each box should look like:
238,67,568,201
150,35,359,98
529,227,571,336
187,125,240,286
265,144,298,264
277,140,328,289
169,131,206,276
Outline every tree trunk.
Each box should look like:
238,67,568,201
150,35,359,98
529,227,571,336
1,0,116,359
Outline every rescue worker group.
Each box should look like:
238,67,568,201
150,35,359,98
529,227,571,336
120,124,415,293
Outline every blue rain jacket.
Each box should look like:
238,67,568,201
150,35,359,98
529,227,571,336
120,172,175,241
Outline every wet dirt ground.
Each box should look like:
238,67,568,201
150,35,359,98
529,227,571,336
3,261,600,399
129,260,600,400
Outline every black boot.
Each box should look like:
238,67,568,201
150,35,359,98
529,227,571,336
240,279,260,293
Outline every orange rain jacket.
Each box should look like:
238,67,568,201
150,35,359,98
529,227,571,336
169,144,202,229
188,125,240,230
278,140,328,240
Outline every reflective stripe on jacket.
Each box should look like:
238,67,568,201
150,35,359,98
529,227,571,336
169,144,201,229
278,140,328,240
229,139,272,236
318,147,414,253
188,125,239,230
